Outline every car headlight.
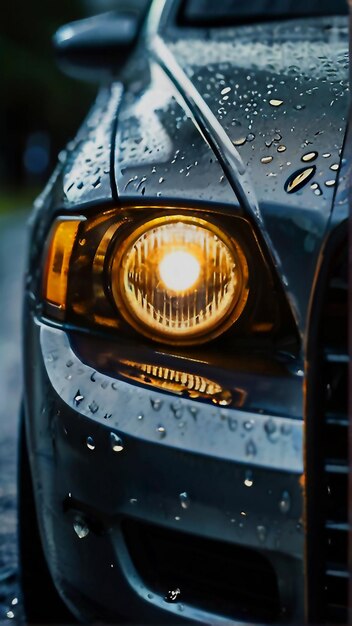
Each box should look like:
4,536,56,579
110,216,249,345
42,207,296,355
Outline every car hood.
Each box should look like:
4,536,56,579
58,15,349,336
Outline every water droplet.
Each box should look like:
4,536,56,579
74,390,84,406
221,86,231,96
281,423,292,436
243,420,254,431
285,166,316,193
245,439,257,457
228,417,238,431
130,498,138,505
157,425,166,439
137,413,144,421
147,593,154,600
158,177,164,184
232,137,246,146
322,152,331,158
88,400,99,414
311,182,322,196
246,132,255,142
110,433,124,453
188,406,199,419
261,156,273,164
264,418,277,437
165,588,181,603
325,179,336,187
294,103,306,111
244,470,254,487
171,400,184,419
151,398,163,411
46,350,58,363
86,436,95,451
66,359,73,368
330,163,339,171
6,611,15,620
301,151,318,162
73,518,89,539
277,145,286,153
179,492,190,509
257,525,267,543
175,516,181,521
269,99,283,107
279,491,291,514
11,598,18,607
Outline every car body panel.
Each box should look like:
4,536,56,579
22,1,349,623
24,317,305,623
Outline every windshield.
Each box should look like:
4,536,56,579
181,0,348,25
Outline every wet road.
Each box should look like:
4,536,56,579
0,212,28,623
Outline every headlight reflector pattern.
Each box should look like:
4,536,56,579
111,216,249,344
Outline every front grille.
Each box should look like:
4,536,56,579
123,519,281,622
306,226,349,623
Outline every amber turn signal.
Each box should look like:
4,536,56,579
43,218,81,310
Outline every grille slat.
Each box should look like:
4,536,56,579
306,228,349,623
326,568,349,579
326,413,348,427
325,351,349,364
325,462,349,474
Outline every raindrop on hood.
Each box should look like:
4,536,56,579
73,518,90,539
301,151,318,163
285,166,316,193
269,99,283,107
232,137,247,147
179,492,190,509
261,156,273,164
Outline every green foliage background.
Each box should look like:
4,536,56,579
0,0,95,193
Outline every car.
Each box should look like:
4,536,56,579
19,0,350,623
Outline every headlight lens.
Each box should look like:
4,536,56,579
111,216,249,345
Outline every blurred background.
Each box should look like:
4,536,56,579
0,1,143,621
0,0,107,209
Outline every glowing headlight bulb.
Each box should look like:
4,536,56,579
159,250,200,292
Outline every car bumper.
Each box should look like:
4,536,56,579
24,316,306,624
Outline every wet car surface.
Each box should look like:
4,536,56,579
20,0,349,623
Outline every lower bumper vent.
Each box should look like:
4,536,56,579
123,518,281,622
